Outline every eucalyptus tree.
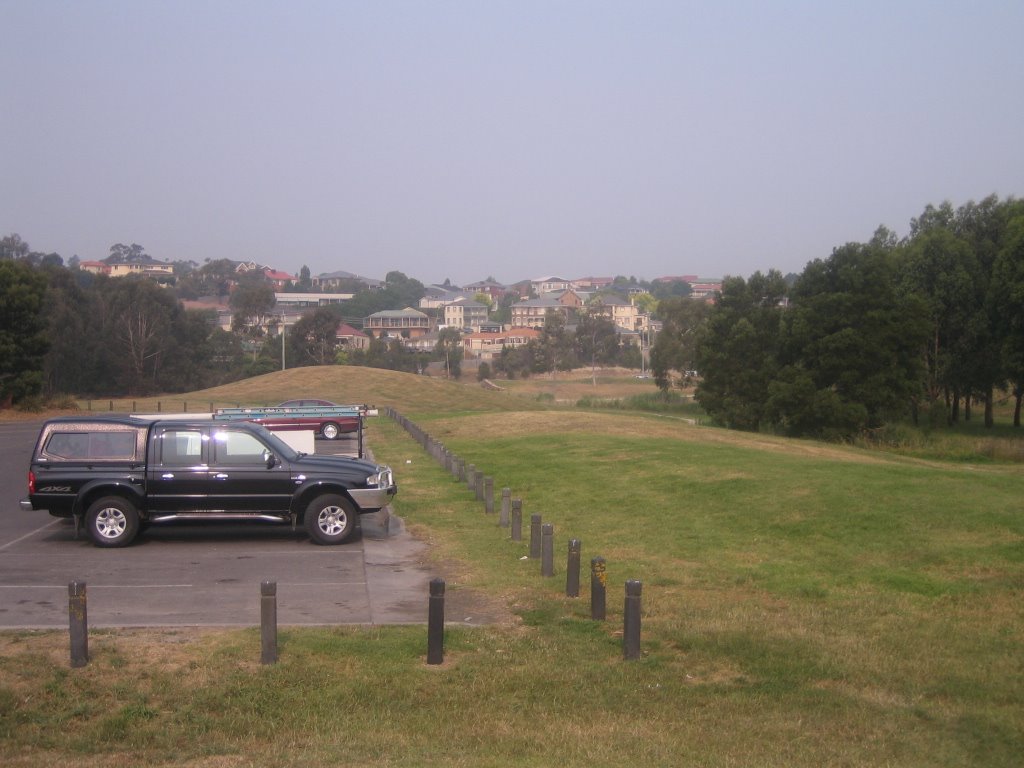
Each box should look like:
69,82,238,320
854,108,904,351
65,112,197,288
650,297,708,390
290,306,344,366
0,258,48,404
768,233,929,439
693,270,787,431
991,209,1024,426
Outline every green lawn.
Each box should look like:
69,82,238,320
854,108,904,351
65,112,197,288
2,369,1022,767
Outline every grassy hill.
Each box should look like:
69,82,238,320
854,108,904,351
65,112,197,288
3,366,1022,767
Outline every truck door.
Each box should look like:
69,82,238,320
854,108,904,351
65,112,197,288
207,426,292,512
147,426,211,512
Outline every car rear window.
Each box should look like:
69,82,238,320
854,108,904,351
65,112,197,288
45,430,138,461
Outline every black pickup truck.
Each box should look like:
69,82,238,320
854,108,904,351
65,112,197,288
19,416,397,547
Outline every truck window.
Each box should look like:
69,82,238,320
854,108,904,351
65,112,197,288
159,430,205,465
212,430,268,465
45,431,137,460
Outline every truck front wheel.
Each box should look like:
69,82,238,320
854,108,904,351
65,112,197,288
86,496,140,548
305,494,357,544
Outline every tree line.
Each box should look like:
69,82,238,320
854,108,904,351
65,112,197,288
651,195,1024,437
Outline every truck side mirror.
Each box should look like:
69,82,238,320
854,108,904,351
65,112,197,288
263,450,277,469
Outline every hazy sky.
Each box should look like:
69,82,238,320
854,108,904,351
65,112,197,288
3,1,1022,287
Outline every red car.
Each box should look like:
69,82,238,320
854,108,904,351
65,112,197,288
267,400,360,440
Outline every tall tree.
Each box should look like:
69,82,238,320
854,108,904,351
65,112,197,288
0,260,49,405
435,327,463,379
768,235,929,438
991,204,1024,425
694,270,787,431
229,275,276,336
290,307,343,366
103,277,182,394
651,297,708,389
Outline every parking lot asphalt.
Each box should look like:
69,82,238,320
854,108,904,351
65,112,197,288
0,420,453,629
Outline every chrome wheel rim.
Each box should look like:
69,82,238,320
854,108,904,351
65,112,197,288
95,507,127,539
322,423,339,439
317,505,348,536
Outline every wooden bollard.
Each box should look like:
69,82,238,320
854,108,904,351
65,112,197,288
427,578,445,665
475,472,484,501
529,514,542,558
500,488,511,527
566,539,581,597
623,580,642,660
591,557,607,620
511,499,523,541
261,580,278,664
541,523,554,577
68,580,88,668
484,477,494,513
466,464,476,492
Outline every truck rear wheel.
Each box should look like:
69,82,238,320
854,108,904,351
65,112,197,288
305,494,357,544
86,496,140,548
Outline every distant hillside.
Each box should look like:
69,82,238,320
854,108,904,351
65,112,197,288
189,366,542,416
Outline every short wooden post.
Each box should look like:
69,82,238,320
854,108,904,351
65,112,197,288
475,472,484,501
541,523,554,576
591,557,607,621
566,539,581,597
623,580,643,660
500,488,511,527
68,580,88,668
484,477,494,513
261,580,278,664
427,578,445,665
466,464,476,492
529,514,542,558
511,499,523,541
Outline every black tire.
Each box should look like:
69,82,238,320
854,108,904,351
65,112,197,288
305,494,357,545
321,422,341,440
86,496,140,548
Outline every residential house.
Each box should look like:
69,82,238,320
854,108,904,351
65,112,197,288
79,260,110,276
591,297,645,332
573,276,614,291
419,284,469,310
313,270,383,291
363,307,432,338
511,297,574,329
531,276,574,295
444,298,489,331
262,268,297,290
335,323,369,351
462,279,511,303
181,297,233,332
462,327,541,360
690,280,722,301
103,255,175,283
274,293,354,309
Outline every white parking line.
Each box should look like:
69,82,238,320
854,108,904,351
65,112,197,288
0,519,62,552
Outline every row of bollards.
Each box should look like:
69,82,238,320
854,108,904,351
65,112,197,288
64,567,639,669
386,407,644,663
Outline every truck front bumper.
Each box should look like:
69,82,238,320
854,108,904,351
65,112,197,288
349,484,397,513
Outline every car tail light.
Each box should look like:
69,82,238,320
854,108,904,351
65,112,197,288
28,471,36,494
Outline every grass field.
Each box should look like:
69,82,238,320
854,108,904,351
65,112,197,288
2,367,1022,766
